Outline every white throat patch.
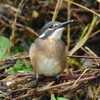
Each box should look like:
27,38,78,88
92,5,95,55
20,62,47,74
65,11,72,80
49,28,64,39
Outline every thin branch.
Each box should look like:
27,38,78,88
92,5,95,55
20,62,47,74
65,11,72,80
64,0,100,17
52,0,63,21
67,1,71,50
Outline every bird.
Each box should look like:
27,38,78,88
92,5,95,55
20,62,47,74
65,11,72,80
29,20,73,77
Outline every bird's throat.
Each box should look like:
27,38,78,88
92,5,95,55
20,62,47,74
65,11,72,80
49,28,64,40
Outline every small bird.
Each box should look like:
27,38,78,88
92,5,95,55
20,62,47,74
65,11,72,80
29,20,73,77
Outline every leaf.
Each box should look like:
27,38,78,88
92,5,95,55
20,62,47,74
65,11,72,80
0,36,12,59
51,94,69,100
51,94,56,100
57,97,69,100
7,60,32,74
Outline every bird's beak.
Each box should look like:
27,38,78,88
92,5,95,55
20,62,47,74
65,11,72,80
58,20,74,28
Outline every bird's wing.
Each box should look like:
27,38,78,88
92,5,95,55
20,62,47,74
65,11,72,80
29,43,37,74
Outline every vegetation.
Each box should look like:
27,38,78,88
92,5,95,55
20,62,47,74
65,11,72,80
0,0,100,100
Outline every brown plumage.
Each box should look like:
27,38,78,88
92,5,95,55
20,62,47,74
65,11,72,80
29,37,66,76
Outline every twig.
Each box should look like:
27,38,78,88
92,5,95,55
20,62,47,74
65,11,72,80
67,55,100,60
10,0,25,44
38,75,96,92
2,4,20,13
72,68,88,87
52,0,63,21
69,16,98,55
64,0,100,17
0,15,38,36
67,1,71,50
84,46,100,65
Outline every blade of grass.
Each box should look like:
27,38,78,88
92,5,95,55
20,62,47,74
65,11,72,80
67,1,71,50
69,16,98,56
52,0,63,22
79,25,89,40
64,0,100,17
10,0,25,45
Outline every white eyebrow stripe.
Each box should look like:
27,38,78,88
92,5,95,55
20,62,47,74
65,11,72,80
39,28,53,38
39,33,46,38
39,29,48,38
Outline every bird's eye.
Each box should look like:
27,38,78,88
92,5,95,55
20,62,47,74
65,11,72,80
49,25,53,28
49,23,58,28
53,23,58,27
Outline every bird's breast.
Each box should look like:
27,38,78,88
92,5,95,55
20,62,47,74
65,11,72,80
30,38,66,76
36,55,62,76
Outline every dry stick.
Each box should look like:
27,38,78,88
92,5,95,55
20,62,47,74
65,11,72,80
38,76,96,92
67,1,71,50
64,0,100,17
67,55,100,59
69,16,97,56
3,4,20,13
81,46,100,65
85,46,100,65
95,85,100,98
52,0,63,22
59,69,89,93
0,15,38,36
6,70,100,98
10,0,25,43
81,47,100,66
72,68,88,87
90,30,100,38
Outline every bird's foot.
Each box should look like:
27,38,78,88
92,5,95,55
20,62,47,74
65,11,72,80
53,75,61,84
31,73,39,87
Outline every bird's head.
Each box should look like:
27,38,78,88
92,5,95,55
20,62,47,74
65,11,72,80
39,20,74,40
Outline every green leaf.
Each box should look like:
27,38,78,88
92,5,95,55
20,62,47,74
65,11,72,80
51,94,56,100
51,94,69,100
7,60,32,74
0,36,12,59
57,97,69,100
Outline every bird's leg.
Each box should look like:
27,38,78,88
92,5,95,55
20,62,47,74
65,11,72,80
31,72,39,87
53,74,61,83
35,72,39,86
